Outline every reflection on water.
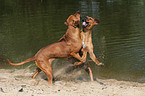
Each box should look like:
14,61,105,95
0,0,145,82
97,0,145,82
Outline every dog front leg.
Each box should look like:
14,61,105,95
70,52,88,66
89,50,104,66
70,52,85,66
88,42,104,66
70,52,82,61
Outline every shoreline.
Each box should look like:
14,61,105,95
0,69,145,96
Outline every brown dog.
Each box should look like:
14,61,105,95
75,16,103,66
75,16,104,81
8,12,83,84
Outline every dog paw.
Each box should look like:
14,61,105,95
97,63,104,66
74,62,83,66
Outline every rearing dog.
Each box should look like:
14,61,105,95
75,16,104,81
8,12,84,84
75,16,103,66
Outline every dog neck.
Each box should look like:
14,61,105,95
81,28,92,35
82,27,93,33
82,28,87,33
58,26,81,42
66,26,81,40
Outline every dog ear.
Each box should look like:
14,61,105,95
74,11,80,16
94,19,100,25
64,22,68,26
76,10,80,14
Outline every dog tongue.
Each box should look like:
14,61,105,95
82,22,86,26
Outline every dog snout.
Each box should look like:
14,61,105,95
82,16,88,27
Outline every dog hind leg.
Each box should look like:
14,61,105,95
31,67,41,79
87,67,94,81
35,59,53,85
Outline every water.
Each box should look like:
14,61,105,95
0,0,145,82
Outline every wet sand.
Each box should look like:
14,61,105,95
0,69,145,96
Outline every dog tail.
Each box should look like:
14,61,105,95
7,57,35,66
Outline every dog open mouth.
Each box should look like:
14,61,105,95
74,21,80,28
82,21,89,27
82,16,89,28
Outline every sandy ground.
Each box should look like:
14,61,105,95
0,68,145,96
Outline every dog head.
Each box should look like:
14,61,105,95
82,16,99,31
64,12,80,28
